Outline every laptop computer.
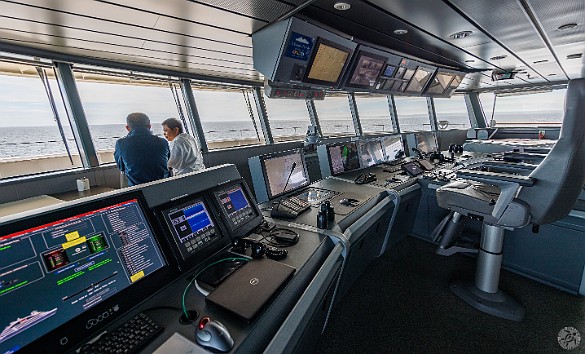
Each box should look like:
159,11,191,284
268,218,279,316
205,258,296,321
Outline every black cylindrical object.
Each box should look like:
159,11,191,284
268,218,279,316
317,211,328,229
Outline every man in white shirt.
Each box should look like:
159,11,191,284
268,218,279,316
161,118,205,176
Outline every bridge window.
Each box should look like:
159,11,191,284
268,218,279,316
394,96,431,131
0,61,81,179
74,68,182,164
479,89,566,127
433,95,471,130
192,88,264,149
263,92,311,142
313,93,355,136
354,94,396,133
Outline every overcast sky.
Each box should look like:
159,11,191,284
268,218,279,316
0,74,567,128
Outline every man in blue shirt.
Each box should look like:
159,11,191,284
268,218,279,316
114,112,170,186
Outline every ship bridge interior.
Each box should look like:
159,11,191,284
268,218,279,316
0,1,584,353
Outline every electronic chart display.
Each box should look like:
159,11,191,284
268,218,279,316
382,136,405,162
261,150,310,200
0,194,167,353
212,182,259,234
327,142,360,175
358,140,385,167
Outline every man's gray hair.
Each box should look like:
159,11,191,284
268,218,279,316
126,112,150,129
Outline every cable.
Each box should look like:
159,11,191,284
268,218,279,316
181,257,249,320
194,279,210,296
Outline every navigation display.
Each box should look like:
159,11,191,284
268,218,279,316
347,51,386,88
414,131,438,153
380,64,397,78
0,193,167,353
358,140,384,167
304,38,352,87
327,142,360,175
160,197,220,262
405,67,435,93
382,135,404,162
261,150,310,200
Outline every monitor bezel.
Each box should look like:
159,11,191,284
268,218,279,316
207,179,264,238
404,66,436,94
1,191,176,354
302,37,353,88
259,148,311,200
345,50,388,89
326,141,361,176
153,193,230,272
357,139,385,168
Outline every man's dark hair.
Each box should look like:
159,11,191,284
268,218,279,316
126,112,151,129
161,117,184,134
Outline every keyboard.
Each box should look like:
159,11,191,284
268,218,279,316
383,164,402,173
79,312,163,354
280,196,311,214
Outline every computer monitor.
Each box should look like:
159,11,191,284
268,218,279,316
405,66,435,94
260,149,310,200
327,142,360,175
414,131,438,153
425,72,455,95
156,194,225,271
358,140,384,167
210,180,263,238
380,64,397,79
0,192,171,354
382,135,404,163
303,37,352,87
346,51,386,89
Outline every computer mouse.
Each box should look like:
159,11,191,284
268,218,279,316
195,317,234,352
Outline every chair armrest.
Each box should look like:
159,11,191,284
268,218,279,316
481,161,537,174
456,169,535,187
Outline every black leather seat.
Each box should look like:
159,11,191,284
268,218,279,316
434,78,585,321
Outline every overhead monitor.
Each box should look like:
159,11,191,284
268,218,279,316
405,66,435,93
449,74,464,88
346,51,386,88
382,135,405,162
414,131,439,153
260,149,310,200
210,180,262,238
156,194,224,272
327,142,360,175
425,72,455,95
0,192,171,353
303,37,352,87
358,140,384,167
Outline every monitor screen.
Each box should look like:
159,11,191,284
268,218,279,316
304,38,352,87
358,140,384,167
380,64,397,78
405,67,435,93
347,51,386,88
382,135,404,162
261,150,310,200
414,131,438,153
0,193,168,353
159,196,221,263
212,181,260,236
327,142,360,175
449,74,464,88
425,72,455,94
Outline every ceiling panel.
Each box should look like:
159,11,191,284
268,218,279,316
141,41,253,65
153,16,252,47
192,0,293,22
104,0,267,34
5,0,160,28
528,0,585,47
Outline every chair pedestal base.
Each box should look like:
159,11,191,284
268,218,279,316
450,279,525,321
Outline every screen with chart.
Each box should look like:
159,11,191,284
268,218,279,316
382,135,404,162
0,192,168,354
261,150,310,200
327,142,360,175
304,38,352,87
358,140,385,167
